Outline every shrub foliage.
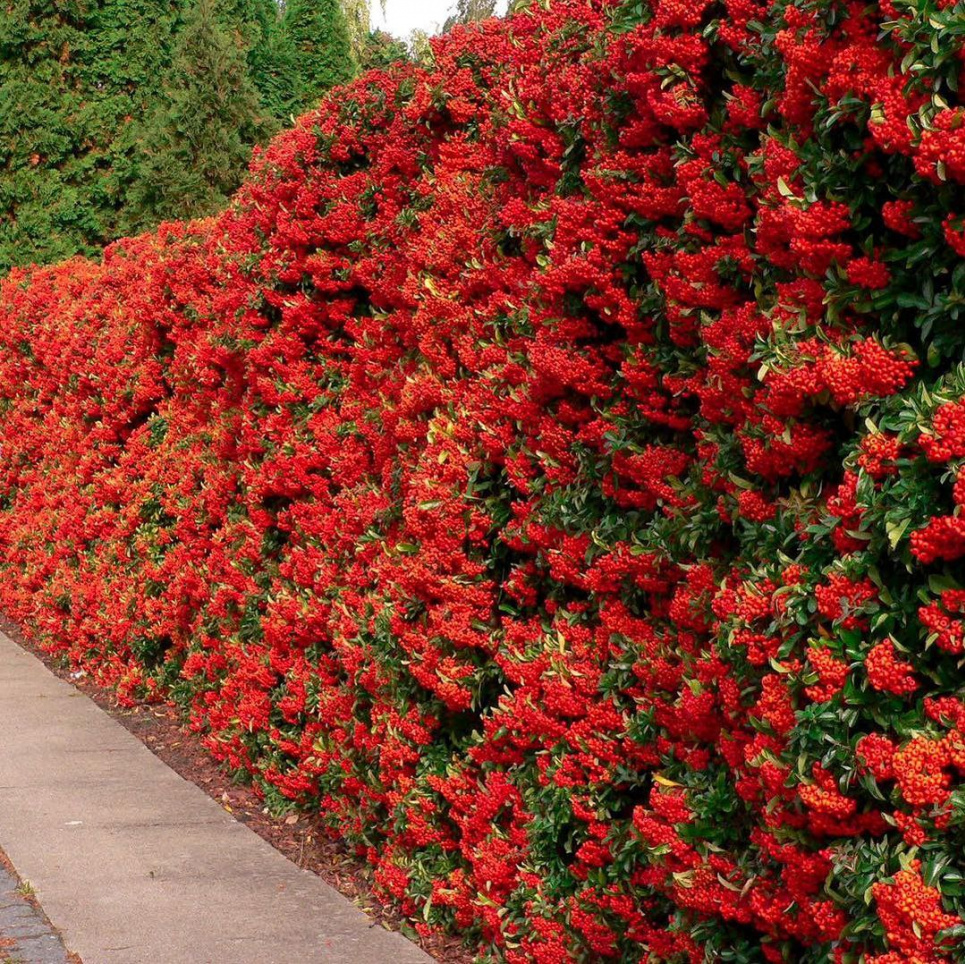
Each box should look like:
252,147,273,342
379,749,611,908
2,0,965,960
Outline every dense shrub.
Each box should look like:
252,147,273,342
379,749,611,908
2,0,965,959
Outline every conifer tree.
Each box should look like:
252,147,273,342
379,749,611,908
0,0,185,270
247,15,302,122
0,2,82,269
0,0,352,273
217,0,298,120
282,0,355,110
123,0,269,231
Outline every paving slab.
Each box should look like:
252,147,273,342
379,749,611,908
0,857,71,964
0,632,433,964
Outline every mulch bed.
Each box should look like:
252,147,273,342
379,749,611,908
0,616,473,964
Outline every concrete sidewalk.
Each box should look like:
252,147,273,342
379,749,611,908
0,632,432,964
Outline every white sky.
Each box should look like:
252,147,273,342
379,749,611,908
370,0,509,39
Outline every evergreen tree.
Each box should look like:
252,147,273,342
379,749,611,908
0,0,184,270
84,0,188,234
282,0,355,110
217,0,297,120
123,0,269,231
0,0,353,273
0,1,81,269
248,14,302,122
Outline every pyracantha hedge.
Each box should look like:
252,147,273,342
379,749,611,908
2,0,965,959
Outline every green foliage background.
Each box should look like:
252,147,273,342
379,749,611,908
0,0,392,272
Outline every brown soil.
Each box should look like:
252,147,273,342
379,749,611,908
0,616,474,964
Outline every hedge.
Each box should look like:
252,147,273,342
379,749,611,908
1,0,965,959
